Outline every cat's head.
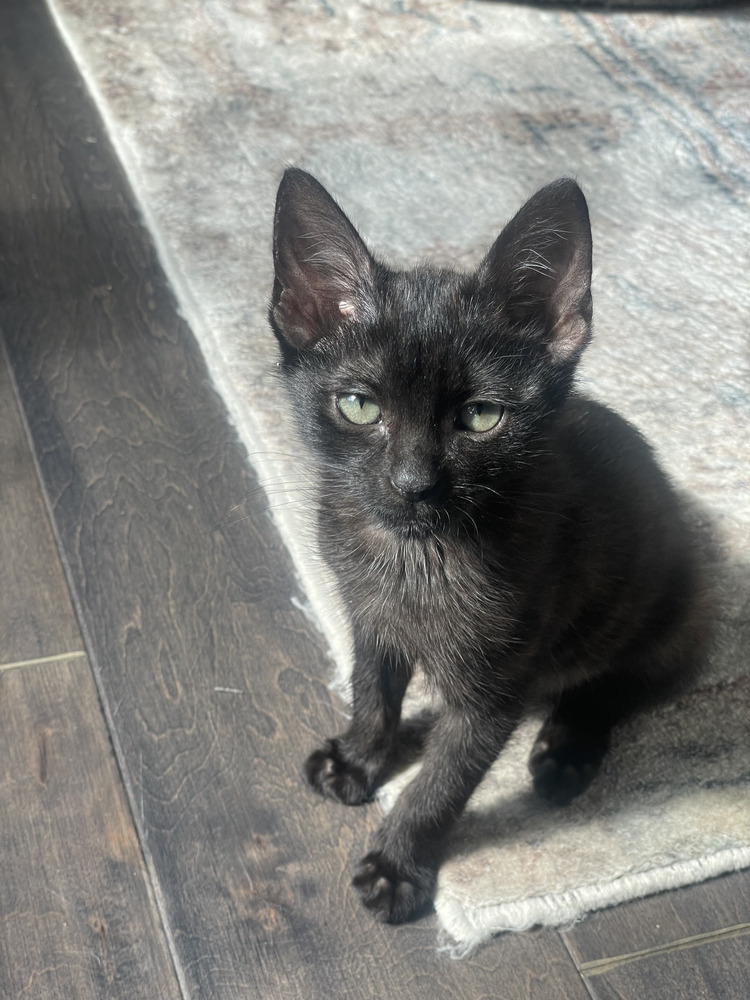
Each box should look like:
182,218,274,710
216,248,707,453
269,168,592,537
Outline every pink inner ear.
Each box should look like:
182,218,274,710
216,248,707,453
547,310,589,364
280,287,318,325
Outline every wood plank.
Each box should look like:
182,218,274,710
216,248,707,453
564,869,750,966
581,933,750,1000
0,657,182,999
0,347,82,664
0,2,590,999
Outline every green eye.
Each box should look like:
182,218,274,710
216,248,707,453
458,401,503,433
337,393,382,425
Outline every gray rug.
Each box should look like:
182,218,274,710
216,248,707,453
48,0,750,953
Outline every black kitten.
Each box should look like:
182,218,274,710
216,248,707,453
269,168,707,924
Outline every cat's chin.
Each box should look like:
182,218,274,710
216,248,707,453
388,523,439,541
369,506,447,540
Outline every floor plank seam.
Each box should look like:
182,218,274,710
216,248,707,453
559,931,599,1000
0,650,88,673
1,335,192,1000
577,922,750,978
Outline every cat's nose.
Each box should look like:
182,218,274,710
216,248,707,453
389,466,440,503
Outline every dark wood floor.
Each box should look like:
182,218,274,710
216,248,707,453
0,1,748,997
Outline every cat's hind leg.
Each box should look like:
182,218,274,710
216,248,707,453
529,652,692,806
530,592,706,806
528,697,610,807
305,639,412,805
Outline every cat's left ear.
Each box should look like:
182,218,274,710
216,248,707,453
479,179,592,365
271,168,376,350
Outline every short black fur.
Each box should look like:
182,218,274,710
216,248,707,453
269,168,708,923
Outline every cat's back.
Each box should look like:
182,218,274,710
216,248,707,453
558,394,679,517
553,393,702,615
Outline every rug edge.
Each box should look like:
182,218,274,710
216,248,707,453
43,0,355,682
435,845,750,957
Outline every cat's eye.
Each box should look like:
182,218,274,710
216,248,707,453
337,393,382,425
457,401,503,433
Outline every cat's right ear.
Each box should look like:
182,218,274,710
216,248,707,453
271,169,376,350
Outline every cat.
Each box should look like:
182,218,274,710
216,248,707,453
269,168,708,924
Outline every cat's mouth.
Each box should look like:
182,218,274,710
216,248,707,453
371,499,449,538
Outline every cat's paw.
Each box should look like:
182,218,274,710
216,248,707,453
528,731,604,806
304,739,374,805
352,850,435,923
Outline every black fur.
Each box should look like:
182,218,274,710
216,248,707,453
269,168,708,923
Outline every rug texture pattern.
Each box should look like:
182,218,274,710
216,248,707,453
47,0,750,953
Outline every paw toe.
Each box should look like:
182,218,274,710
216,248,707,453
304,740,372,805
529,742,602,805
352,851,434,923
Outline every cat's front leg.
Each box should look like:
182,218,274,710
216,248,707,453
352,702,518,922
305,638,412,806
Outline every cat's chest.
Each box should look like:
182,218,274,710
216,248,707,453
330,529,513,663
